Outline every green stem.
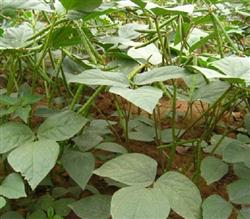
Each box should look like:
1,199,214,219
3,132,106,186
167,81,177,170
211,12,241,54
158,82,172,98
7,56,18,94
153,109,160,145
74,21,98,64
77,86,105,116
70,85,85,110
158,139,199,149
178,86,232,140
27,18,68,41
211,14,224,58
154,17,169,65
32,15,57,91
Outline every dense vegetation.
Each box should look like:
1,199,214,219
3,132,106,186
0,0,250,218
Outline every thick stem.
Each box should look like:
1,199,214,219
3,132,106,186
166,81,177,170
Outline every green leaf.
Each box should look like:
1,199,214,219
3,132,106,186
0,173,26,199
0,0,51,12
82,7,116,21
227,179,250,204
161,128,184,143
118,23,148,40
148,4,194,16
0,196,6,209
223,141,250,167
109,86,163,114
95,142,128,154
61,151,95,190
202,195,233,219
155,171,202,219
191,66,229,79
111,186,170,219
0,211,24,219
233,163,250,180
51,187,68,198
68,69,130,87
36,194,55,211
187,28,211,52
203,135,232,155
99,35,140,48
128,121,155,142
192,81,230,104
93,153,157,187
8,140,60,190
0,107,16,117
73,132,103,152
26,210,47,219
69,195,111,219
53,198,74,217
127,44,162,65
238,208,250,219
0,95,18,105
59,0,102,12
128,129,155,142
20,93,42,105
50,26,80,49
0,122,34,154
130,0,147,8
237,134,250,143
212,57,250,85
52,215,63,219
0,23,34,50
201,156,228,185
37,110,88,141
13,105,31,123
134,66,187,85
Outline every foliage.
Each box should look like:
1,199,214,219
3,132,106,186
0,0,249,218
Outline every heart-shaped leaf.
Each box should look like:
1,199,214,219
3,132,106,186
201,156,228,185
8,140,60,190
109,86,163,114
37,110,88,141
155,171,202,219
128,44,162,65
227,179,250,205
212,57,250,85
233,163,250,180
111,186,170,219
134,66,187,85
202,195,233,219
223,141,250,167
0,122,34,154
0,173,26,199
61,151,95,190
95,142,128,154
93,153,157,187
69,195,111,219
68,69,130,87
0,23,34,50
